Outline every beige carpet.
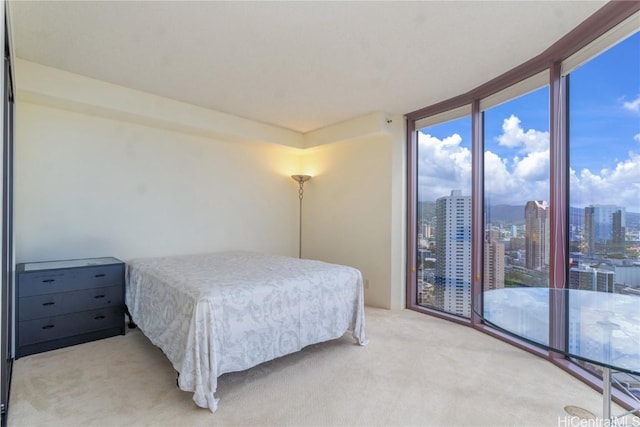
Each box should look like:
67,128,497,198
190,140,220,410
7,308,629,426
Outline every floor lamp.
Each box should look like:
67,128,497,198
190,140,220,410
291,174,311,258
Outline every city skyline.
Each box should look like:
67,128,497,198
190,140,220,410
418,192,640,314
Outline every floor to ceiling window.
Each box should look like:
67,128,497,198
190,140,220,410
406,3,640,409
482,82,550,344
566,30,640,397
415,111,472,318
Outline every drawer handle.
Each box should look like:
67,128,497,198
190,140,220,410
42,324,55,330
94,315,105,320
94,294,105,299
94,274,105,278
42,302,55,306
42,279,55,283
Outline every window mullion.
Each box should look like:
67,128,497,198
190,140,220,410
548,61,568,356
471,99,483,326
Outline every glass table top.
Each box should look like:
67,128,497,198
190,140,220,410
478,287,640,376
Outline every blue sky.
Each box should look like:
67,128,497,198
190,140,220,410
570,31,640,173
417,31,639,212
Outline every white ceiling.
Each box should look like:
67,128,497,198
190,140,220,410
10,1,606,133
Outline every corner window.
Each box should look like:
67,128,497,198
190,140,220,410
406,5,639,410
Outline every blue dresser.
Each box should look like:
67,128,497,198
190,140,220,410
16,257,125,358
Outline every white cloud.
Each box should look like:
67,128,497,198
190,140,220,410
497,114,549,153
567,151,640,211
489,116,550,203
484,151,514,195
623,95,640,113
634,133,640,142
513,149,550,181
417,132,472,199
418,115,639,211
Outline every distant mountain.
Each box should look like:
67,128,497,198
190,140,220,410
486,204,524,223
417,201,639,230
419,202,525,223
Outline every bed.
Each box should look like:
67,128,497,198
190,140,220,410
125,251,367,412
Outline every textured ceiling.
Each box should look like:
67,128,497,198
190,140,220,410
10,1,606,133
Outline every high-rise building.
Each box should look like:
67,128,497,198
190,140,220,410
569,266,615,293
434,190,471,317
584,206,595,256
509,236,525,251
484,230,505,290
584,205,626,255
486,229,500,242
525,200,549,271
612,209,626,255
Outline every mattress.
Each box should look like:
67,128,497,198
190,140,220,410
125,251,367,412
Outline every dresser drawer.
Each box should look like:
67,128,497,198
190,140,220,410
18,285,123,321
18,306,124,346
18,264,124,297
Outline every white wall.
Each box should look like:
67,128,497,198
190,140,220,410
15,60,407,309
301,116,406,309
15,102,301,263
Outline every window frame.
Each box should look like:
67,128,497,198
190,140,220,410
405,1,640,411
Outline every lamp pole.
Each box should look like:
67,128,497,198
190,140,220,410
291,175,311,258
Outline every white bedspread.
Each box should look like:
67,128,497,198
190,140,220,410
125,251,367,412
